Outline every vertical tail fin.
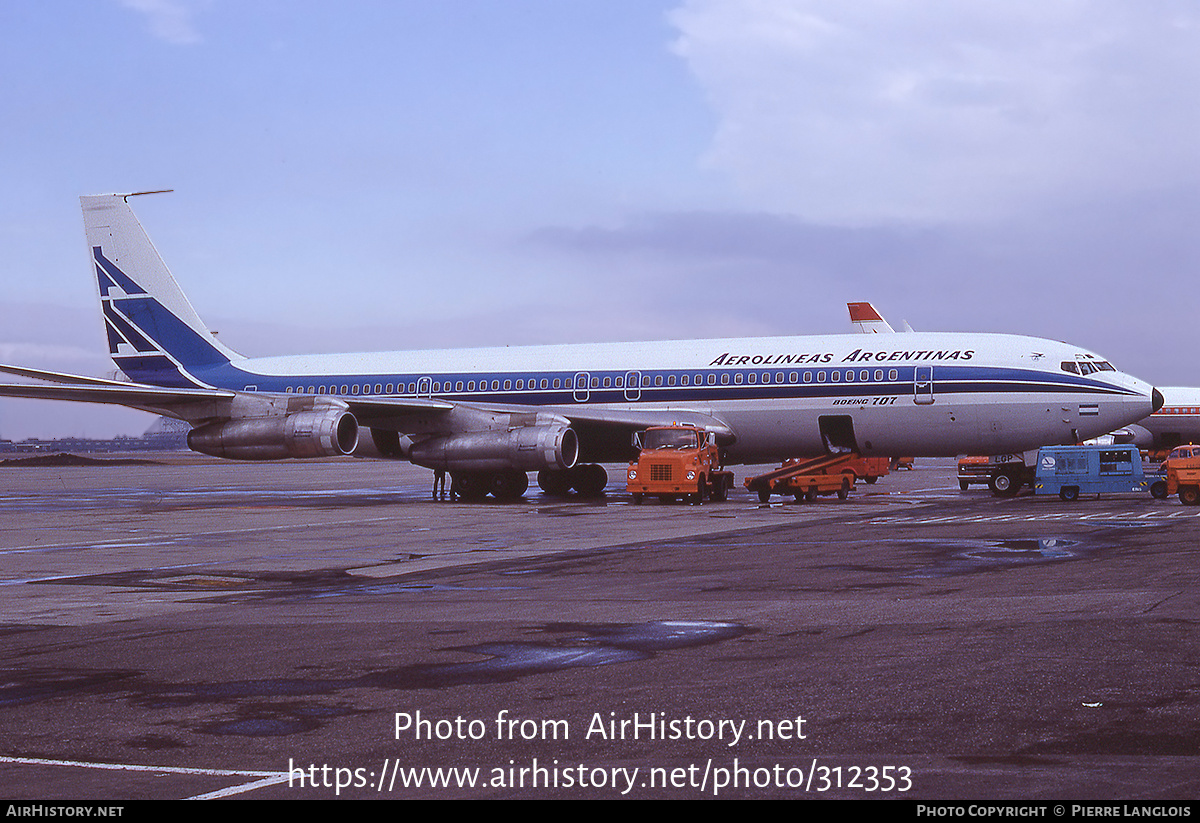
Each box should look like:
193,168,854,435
847,302,896,334
82,192,242,388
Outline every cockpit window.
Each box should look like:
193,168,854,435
1063,357,1116,375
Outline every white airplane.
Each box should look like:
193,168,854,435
1113,387,1200,451
847,303,1197,453
0,193,1163,499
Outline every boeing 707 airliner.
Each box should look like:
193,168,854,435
0,193,1163,499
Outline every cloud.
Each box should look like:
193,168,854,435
669,0,1200,224
119,0,205,45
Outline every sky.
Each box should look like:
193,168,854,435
2,0,1198,438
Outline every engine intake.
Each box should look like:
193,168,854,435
408,424,578,472
188,410,359,460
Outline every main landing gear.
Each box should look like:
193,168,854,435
537,464,608,498
447,464,608,502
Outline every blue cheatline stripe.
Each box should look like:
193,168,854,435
177,361,1139,410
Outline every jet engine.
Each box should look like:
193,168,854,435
187,409,359,460
407,424,578,472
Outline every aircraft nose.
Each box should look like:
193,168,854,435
1153,387,1164,413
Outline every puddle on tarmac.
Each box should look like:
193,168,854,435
7,621,749,738
908,537,1086,577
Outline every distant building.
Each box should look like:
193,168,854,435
0,416,189,453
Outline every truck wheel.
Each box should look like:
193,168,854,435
865,476,877,485
631,493,643,504
1058,486,1079,502
837,477,850,500
758,489,771,503
959,480,970,491
989,467,1021,497
1180,486,1200,506
711,477,728,502
1150,481,1168,500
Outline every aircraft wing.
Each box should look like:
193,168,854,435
0,363,234,409
0,364,457,422
1,362,734,462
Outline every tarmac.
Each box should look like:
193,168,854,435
1,454,1198,799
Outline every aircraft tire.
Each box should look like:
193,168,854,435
452,471,489,501
570,464,608,497
537,469,572,496
490,469,529,501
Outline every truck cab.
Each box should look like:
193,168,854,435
1158,444,1200,505
627,424,733,504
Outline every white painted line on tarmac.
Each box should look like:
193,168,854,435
0,755,289,800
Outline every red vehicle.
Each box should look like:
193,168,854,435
627,425,734,505
744,453,888,502
1155,444,1200,505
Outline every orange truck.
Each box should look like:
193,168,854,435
627,424,734,504
1153,444,1200,505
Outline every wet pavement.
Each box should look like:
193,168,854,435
1,455,1197,798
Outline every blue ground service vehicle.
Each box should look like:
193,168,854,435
1034,444,1149,501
